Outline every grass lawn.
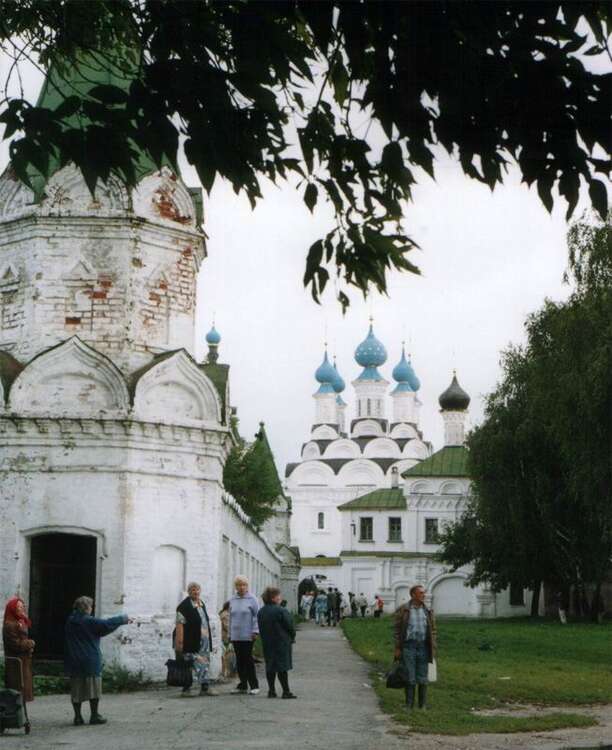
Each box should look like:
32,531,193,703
342,616,612,735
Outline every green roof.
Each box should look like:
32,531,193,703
402,445,469,478
338,488,406,511
300,557,342,567
200,362,229,422
339,551,437,559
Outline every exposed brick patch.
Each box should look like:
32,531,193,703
65,316,81,325
149,292,161,303
92,291,107,300
99,279,113,288
132,258,143,268
154,187,191,224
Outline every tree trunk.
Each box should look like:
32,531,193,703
590,581,603,623
530,580,541,617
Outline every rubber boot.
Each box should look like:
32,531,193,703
418,684,428,709
72,702,84,726
404,684,415,709
89,698,107,725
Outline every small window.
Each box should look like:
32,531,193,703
510,583,524,606
424,518,439,544
366,398,371,416
388,517,402,542
359,517,373,541
317,512,325,530
358,401,362,417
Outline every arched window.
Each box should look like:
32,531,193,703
317,511,325,530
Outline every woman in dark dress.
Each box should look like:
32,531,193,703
2,597,35,702
257,587,297,699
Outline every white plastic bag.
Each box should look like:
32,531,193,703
428,659,437,683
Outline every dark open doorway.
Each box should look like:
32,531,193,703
29,534,97,659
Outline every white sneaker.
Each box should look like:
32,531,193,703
248,688,260,695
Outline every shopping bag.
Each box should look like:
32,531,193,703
385,661,407,689
428,659,437,683
165,658,193,688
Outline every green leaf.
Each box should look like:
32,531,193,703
331,59,349,106
304,182,318,212
588,179,608,221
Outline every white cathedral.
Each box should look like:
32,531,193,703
287,325,533,617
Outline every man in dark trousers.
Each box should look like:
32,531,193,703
393,585,436,710
326,587,337,627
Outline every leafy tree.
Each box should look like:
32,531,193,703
0,1,610,307
223,423,284,527
439,212,612,619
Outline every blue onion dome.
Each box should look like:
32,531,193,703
439,371,470,411
332,358,346,394
354,323,387,368
315,350,337,391
205,325,221,345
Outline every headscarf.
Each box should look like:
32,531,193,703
3,597,31,630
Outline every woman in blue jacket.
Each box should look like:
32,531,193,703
64,596,131,726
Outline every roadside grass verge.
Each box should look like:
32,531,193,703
342,616,612,735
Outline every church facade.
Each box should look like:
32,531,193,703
287,327,533,617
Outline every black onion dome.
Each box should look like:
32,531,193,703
439,372,470,411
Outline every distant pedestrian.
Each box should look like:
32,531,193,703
219,601,236,680
326,587,337,627
3,597,34,703
393,585,436,710
64,596,131,726
229,575,260,694
175,582,217,697
334,588,343,622
314,590,327,626
357,593,368,617
374,595,384,619
349,592,358,618
257,587,297,699
300,592,313,619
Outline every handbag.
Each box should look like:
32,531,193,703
385,661,407,689
165,658,193,688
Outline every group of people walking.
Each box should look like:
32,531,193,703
2,580,436,722
300,589,385,621
1,575,297,727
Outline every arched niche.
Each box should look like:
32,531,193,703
133,350,221,425
363,437,401,459
40,164,129,215
409,480,434,495
324,438,361,459
390,423,418,439
311,425,339,440
403,439,430,459
440,481,464,495
337,459,384,487
302,441,321,460
428,572,476,616
132,167,196,227
351,419,384,438
9,336,129,418
290,460,335,487
152,545,186,615
0,168,34,220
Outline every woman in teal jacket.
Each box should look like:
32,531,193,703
64,596,131,726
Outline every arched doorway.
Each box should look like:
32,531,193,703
29,533,97,658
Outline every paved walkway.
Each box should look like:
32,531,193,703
10,621,612,750
15,622,404,750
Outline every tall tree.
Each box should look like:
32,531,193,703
439,212,612,618
0,1,609,306
223,423,284,527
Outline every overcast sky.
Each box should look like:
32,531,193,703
0,47,608,480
